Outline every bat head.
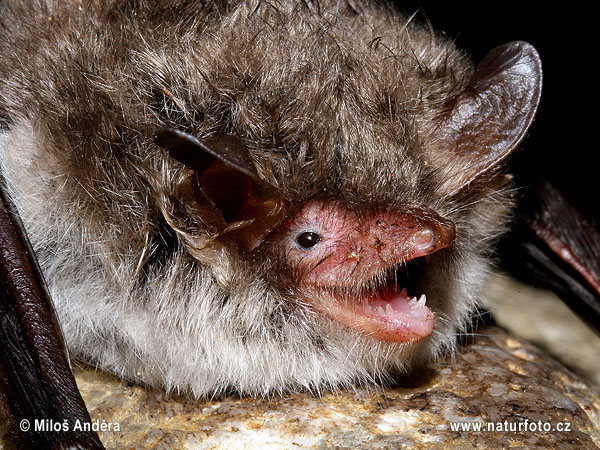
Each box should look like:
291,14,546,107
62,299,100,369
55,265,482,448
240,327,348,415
154,41,541,348
0,1,542,397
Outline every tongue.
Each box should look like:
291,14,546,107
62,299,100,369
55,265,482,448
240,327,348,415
323,287,435,343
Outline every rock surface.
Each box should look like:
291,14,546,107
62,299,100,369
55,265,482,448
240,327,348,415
2,326,599,449
481,272,600,387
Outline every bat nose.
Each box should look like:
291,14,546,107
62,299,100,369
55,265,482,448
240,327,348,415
413,228,435,249
367,208,455,263
411,219,456,257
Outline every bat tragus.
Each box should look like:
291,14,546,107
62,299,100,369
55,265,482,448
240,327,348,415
0,1,597,448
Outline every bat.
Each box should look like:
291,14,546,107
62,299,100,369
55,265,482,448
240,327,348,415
0,1,595,448
0,171,104,448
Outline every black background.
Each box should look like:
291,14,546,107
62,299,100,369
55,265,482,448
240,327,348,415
394,2,595,223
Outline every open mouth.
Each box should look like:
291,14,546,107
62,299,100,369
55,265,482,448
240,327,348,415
279,200,455,344
314,257,435,343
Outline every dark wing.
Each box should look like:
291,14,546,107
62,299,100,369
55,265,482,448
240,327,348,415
0,172,104,449
499,175,600,335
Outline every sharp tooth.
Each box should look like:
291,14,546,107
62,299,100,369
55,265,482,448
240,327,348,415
385,303,394,314
400,288,408,297
375,306,385,315
409,295,417,303
417,294,426,306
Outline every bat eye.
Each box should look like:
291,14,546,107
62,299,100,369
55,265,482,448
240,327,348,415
296,231,321,249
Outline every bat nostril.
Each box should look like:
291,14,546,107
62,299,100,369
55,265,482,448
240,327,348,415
413,228,435,250
374,237,386,250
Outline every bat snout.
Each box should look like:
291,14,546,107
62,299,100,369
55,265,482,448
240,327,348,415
412,218,456,257
366,208,456,264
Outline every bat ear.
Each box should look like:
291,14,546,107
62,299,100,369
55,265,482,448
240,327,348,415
154,128,287,252
439,41,542,195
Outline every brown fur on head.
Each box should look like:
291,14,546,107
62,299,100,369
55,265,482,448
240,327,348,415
0,1,540,396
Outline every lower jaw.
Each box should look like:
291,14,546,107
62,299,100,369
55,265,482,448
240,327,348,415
307,287,436,343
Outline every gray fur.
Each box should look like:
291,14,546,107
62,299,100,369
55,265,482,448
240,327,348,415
0,1,516,397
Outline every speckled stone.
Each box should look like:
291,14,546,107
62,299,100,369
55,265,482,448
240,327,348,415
2,326,598,449
481,272,600,387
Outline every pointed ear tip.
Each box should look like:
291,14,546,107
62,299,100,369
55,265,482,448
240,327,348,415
475,40,542,105
508,41,543,105
153,127,176,147
514,40,541,64
499,40,542,73
503,40,538,53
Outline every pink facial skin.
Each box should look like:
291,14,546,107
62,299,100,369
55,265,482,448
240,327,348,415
272,200,456,343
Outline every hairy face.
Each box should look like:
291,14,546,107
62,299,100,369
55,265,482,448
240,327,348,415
0,0,540,396
262,199,457,342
